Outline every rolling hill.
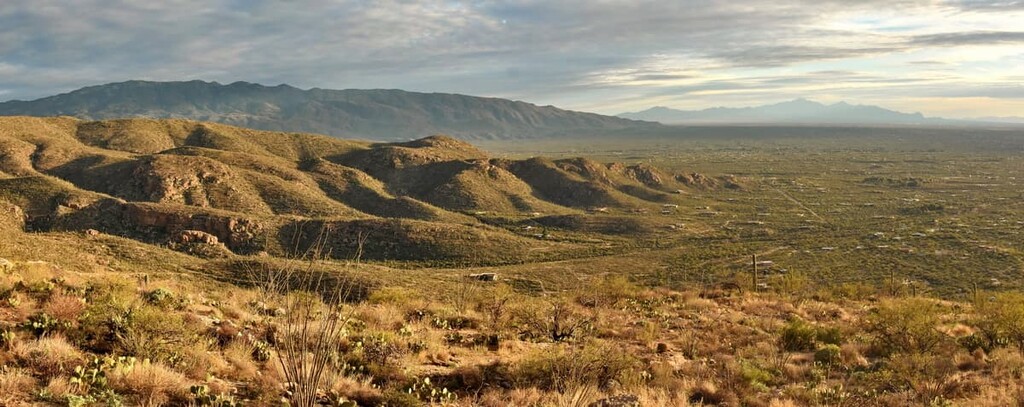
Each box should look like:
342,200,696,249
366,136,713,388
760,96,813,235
0,80,657,141
0,116,730,265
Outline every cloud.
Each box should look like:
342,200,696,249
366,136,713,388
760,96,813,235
910,31,1024,46
0,0,1021,117
946,0,1024,11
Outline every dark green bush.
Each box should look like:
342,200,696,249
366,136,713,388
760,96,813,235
815,326,844,345
780,319,817,352
814,344,842,366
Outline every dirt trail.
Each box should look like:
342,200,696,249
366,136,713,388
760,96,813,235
771,186,827,223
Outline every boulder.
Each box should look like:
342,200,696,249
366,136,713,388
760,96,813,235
174,230,220,245
469,273,498,282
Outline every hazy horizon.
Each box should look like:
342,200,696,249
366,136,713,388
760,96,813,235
1,1,1022,119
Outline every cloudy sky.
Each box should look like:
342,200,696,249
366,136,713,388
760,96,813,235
1,0,1023,118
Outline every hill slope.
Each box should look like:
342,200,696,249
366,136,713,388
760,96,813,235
619,99,946,125
0,80,656,141
0,116,725,264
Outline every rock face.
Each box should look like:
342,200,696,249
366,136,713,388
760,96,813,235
124,204,262,253
44,199,263,255
0,201,25,232
623,164,664,187
132,155,233,205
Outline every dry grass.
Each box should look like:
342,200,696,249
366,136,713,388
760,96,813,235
0,368,36,405
12,335,85,377
109,360,191,407
221,339,260,380
43,293,87,322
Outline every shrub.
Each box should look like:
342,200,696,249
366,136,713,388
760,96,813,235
576,275,638,308
144,288,178,308
973,292,1024,352
476,284,517,330
957,333,993,353
515,299,594,342
780,319,817,352
119,307,199,363
378,390,423,407
360,333,403,366
815,326,844,345
814,344,842,367
865,298,947,356
514,341,639,391
0,367,35,405
77,300,199,363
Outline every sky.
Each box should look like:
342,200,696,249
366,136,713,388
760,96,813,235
1,0,1023,118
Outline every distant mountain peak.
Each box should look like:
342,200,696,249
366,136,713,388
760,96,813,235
618,99,945,125
0,80,656,141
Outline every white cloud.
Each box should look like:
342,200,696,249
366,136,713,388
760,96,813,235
0,0,1021,117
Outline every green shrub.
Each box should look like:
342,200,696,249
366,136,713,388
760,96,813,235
576,275,638,308
958,333,997,353
973,292,1024,352
780,319,817,352
739,360,775,390
866,298,947,356
360,333,403,366
144,288,177,308
77,299,199,363
815,326,844,345
814,344,842,366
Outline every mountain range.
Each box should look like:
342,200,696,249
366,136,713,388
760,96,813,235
619,99,968,126
0,80,654,141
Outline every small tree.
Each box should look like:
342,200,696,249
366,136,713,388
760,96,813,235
865,298,947,356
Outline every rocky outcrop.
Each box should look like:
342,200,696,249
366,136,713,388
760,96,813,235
131,155,233,205
45,199,263,254
124,204,263,253
173,229,221,245
169,229,233,258
0,201,25,232
622,164,664,187
676,172,718,188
